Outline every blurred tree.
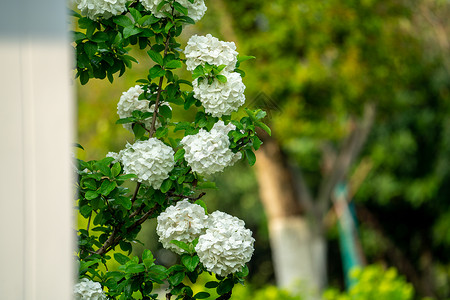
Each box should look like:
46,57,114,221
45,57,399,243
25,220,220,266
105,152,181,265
198,0,450,298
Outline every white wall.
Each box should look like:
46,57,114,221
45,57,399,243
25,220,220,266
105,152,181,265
0,1,74,298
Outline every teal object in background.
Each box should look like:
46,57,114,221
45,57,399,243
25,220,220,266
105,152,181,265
334,182,364,290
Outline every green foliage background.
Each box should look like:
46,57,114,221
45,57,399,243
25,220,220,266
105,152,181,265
76,0,450,298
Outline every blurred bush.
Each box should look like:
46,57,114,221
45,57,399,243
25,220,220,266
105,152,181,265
324,265,414,300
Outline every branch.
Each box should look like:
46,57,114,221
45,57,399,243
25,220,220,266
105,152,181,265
149,12,173,138
316,103,375,217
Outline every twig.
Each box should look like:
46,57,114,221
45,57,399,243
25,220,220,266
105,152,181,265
131,182,141,206
166,293,172,300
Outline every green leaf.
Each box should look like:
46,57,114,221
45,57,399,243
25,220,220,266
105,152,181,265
156,0,168,12
113,15,133,27
85,191,99,200
216,75,227,83
252,136,263,150
256,121,271,136
192,65,204,80
90,31,109,43
111,162,121,177
236,55,256,66
114,253,130,265
194,292,210,299
126,264,146,274
181,255,199,272
178,16,195,24
132,123,146,139
245,149,256,166
100,180,116,196
160,179,173,193
84,41,97,59
236,265,249,277
81,178,97,190
147,49,164,65
155,127,169,138
194,199,208,214
73,143,84,150
159,105,172,119
116,196,132,210
128,7,142,22
174,149,185,161
139,15,159,26
168,271,185,286
80,205,92,218
118,174,137,180
173,2,188,15
197,181,217,189
217,278,234,295
171,240,191,253
149,65,166,79
165,59,182,69
205,281,219,289
148,265,168,282
123,26,143,39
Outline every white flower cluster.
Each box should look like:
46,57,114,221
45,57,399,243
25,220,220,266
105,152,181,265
141,0,206,22
196,211,255,277
156,200,208,254
119,138,175,189
193,72,246,117
156,202,255,277
117,85,170,133
73,0,127,20
185,34,238,72
181,121,241,176
74,278,106,300
185,34,246,117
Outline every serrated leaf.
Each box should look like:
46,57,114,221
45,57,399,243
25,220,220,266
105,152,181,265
114,253,130,265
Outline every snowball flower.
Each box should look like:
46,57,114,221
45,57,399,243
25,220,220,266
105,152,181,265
117,85,170,133
74,278,106,300
119,138,175,189
193,72,246,117
157,200,208,254
185,34,238,72
195,211,255,277
73,0,127,20
181,121,241,176
140,0,206,22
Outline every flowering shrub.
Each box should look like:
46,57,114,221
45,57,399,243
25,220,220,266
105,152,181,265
72,0,269,299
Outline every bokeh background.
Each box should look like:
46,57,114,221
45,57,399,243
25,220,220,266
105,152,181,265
75,0,450,299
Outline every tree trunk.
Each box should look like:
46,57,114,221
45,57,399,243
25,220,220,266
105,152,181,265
254,136,327,297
